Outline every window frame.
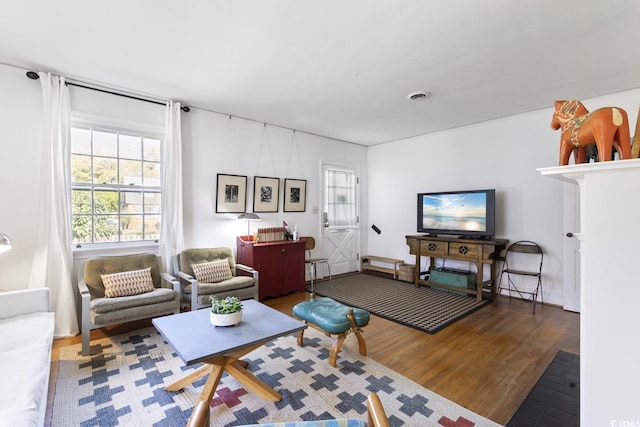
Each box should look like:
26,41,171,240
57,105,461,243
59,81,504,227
70,113,164,251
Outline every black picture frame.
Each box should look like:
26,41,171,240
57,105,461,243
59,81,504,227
253,176,280,213
283,178,307,212
215,173,247,213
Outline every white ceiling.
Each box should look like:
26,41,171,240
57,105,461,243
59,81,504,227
2,1,640,146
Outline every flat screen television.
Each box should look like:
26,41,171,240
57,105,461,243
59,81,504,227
417,189,495,238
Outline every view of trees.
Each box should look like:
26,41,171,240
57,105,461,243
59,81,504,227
71,127,162,244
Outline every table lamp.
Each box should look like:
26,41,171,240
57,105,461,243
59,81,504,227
237,213,261,237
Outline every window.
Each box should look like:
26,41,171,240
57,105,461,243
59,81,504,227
325,168,357,227
71,123,163,245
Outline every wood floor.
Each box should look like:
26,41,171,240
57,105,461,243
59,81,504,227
49,290,579,426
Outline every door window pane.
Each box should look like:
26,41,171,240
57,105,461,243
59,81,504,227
326,169,357,227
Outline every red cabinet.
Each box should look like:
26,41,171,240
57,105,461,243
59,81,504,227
236,236,306,300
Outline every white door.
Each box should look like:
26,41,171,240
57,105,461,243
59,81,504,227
562,182,581,312
322,163,359,276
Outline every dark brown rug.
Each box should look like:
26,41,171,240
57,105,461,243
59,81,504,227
308,273,490,334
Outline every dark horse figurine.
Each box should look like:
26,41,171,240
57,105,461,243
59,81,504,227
550,100,631,166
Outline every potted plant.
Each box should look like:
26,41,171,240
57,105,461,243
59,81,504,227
209,296,243,327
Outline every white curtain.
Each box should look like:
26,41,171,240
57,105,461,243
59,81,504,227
29,72,79,337
159,101,185,272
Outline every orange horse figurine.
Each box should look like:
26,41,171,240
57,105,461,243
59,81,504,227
550,100,631,166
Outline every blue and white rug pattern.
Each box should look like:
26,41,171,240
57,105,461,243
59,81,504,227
51,327,500,426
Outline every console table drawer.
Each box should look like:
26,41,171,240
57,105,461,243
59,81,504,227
448,242,480,259
420,240,447,256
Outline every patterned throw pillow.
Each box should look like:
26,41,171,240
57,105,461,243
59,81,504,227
191,259,233,283
101,267,155,298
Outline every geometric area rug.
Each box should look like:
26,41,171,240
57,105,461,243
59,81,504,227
311,273,490,334
51,326,501,426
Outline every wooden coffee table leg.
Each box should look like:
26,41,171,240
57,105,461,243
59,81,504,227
225,358,281,401
163,344,280,402
164,364,213,392
199,363,225,403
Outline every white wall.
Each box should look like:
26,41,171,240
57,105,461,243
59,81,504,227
0,64,43,290
367,88,640,306
180,108,368,251
1,57,638,309
0,61,368,291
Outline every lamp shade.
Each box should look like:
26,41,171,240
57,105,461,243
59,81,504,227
237,213,261,221
237,213,261,236
0,233,12,254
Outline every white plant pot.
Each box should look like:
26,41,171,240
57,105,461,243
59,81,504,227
210,310,242,327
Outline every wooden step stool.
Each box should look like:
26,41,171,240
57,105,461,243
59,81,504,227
293,295,370,367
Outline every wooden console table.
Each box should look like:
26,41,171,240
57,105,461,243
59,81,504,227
405,235,508,301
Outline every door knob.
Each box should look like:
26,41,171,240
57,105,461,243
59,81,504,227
566,232,574,238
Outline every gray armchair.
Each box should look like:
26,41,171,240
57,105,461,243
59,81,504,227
173,247,259,311
78,253,180,356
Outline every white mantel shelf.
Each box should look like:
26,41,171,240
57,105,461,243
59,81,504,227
537,157,640,183
539,158,640,426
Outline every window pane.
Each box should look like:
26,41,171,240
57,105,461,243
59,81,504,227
327,169,357,227
71,128,91,155
119,159,142,185
145,215,161,240
119,134,142,160
144,193,161,214
121,191,143,214
94,190,119,214
71,155,91,183
93,130,117,157
144,138,161,162
93,157,117,184
121,215,143,241
72,189,92,214
72,214,92,243
94,215,119,242
143,161,161,186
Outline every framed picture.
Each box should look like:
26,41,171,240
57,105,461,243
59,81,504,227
283,178,307,212
253,176,280,213
215,174,247,213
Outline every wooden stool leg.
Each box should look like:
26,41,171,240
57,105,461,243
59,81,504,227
330,333,347,367
347,308,368,356
355,329,367,356
297,328,306,347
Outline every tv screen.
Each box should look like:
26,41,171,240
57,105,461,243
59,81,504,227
417,189,495,238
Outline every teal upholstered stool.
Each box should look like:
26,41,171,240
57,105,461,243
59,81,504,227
293,295,370,367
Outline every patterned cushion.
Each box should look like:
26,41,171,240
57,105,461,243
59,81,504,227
101,268,155,298
191,259,233,283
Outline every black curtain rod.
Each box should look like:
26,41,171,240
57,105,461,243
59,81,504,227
26,71,190,112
